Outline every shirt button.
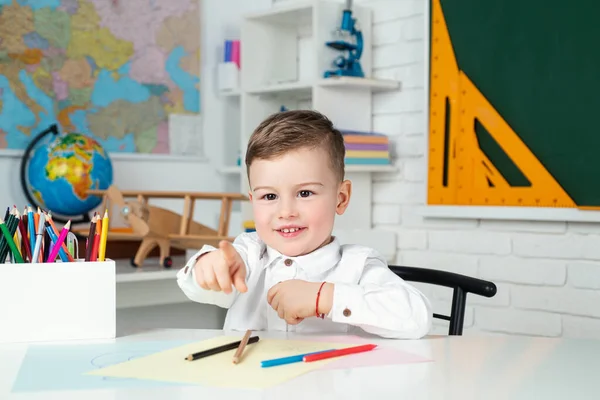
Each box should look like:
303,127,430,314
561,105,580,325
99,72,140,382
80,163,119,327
284,259,293,266
343,308,352,317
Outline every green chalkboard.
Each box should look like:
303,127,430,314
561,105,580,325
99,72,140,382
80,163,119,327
435,0,600,206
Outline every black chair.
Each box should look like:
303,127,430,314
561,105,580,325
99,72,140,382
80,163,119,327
389,265,497,336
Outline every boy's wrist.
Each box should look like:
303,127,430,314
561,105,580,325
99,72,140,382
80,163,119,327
317,282,334,316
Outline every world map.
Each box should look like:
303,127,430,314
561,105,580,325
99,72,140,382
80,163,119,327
0,0,200,154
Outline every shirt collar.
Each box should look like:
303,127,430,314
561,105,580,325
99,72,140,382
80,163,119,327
263,237,342,276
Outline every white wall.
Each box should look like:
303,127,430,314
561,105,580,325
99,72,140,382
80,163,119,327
0,0,271,231
273,0,600,339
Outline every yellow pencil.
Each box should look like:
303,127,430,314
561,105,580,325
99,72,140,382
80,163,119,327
98,209,109,261
13,230,21,256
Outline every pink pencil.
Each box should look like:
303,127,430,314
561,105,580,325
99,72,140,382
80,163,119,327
47,220,71,262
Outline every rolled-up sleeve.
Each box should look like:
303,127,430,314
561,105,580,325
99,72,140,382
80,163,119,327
329,253,432,339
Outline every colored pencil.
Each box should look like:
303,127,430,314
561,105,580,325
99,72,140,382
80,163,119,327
261,349,336,368
31,212,46,264
27,207,35,260
0,212,17,263
0,218,24,263
47,220,70,263
90,232,100,261
303,344,377,362
232,330,252,364
98,209,109,261
44,221,69,262
43,228,50,262
186,336,260,361
17,217,32,262
85,215,97,261
45,213,75,262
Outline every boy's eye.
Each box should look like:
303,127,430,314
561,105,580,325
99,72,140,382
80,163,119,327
298,190,313,198
263,193,277,201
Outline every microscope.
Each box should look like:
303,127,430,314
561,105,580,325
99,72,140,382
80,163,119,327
323,0,364,78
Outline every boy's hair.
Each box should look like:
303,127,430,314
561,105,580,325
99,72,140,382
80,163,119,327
245,110,346,181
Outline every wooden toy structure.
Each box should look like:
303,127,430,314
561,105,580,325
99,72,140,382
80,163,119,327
75,185,247,268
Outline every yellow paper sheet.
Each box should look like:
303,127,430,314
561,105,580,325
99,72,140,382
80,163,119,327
85,336,352,389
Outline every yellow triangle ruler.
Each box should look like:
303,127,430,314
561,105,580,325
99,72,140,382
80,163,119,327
427,0,576,208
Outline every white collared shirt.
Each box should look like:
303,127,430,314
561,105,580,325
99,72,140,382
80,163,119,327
176,232,432,339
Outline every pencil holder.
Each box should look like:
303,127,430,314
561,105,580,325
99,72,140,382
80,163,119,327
0,259,116,343
218,62,240,92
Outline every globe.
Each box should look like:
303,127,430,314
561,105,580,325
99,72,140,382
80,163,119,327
25,133,113,217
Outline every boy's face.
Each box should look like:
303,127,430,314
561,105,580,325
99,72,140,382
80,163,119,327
248,147,351,257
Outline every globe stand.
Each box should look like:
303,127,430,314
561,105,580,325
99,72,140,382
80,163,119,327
19,124,93,225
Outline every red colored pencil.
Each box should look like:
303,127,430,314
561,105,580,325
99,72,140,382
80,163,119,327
302,344,377,363
90,233,100,261
17,218,32,262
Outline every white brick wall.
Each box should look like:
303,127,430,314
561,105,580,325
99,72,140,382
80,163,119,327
363,0,600,338
272,0,600,338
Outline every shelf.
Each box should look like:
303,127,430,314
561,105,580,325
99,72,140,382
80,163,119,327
318,77,401,92
245,1,313,26
419,205,600,223
218,165,395,174
246,81,312,96
219,89,240,97
116,260,179,283
218,165,243,174
346,165,396,172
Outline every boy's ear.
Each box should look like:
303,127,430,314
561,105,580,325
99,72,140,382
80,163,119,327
336,180,352,215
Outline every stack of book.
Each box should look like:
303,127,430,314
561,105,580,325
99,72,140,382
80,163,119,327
342,130,390,165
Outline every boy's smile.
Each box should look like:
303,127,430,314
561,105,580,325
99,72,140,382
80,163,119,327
248,147,351,257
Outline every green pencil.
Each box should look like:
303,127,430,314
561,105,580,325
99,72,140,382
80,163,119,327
0,213,15,263
0,215,20,263
0,217,24,264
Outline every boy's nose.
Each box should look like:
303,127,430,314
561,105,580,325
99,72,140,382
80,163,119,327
277,199,298,219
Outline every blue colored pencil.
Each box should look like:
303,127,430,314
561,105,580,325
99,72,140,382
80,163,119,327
27,207,35,255
260,349,336,368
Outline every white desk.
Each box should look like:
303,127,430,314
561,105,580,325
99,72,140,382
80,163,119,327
1,329,598,399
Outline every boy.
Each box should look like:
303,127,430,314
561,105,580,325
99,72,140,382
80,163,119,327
177,110,432,339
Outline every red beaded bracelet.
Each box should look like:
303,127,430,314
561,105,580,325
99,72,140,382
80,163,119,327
315,281,327,319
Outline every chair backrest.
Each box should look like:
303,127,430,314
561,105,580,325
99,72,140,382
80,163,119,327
389,265,497,335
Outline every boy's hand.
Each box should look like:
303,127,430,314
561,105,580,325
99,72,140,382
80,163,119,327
193,240,247,294
267,280,333,325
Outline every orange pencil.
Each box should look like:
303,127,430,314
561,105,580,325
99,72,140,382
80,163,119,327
96,214,102,237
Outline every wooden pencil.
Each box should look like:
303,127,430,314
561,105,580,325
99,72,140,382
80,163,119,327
85,215,98,261
232,330,253,364
185,336,260,361
45,212,75,262
0,218,24,264
0,213,17,263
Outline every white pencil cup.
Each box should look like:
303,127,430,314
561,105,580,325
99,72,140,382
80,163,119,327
0,259,116,343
